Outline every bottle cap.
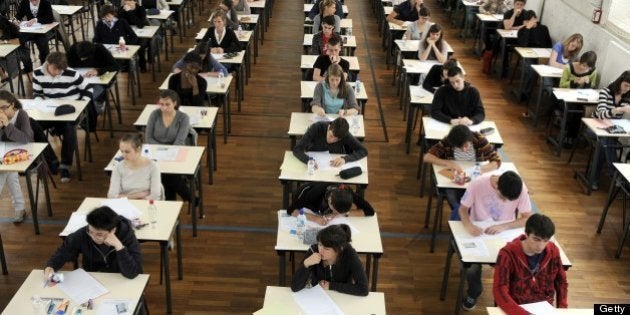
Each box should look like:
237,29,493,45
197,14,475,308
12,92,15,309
149,199,154,205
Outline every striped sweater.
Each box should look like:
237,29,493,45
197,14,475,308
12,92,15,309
427,132,502,167
594,87,630,120
32,63,92,101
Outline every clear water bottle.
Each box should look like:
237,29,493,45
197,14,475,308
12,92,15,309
472,163,481,179
355,77,362,94
307,157,316,176
296,208,307,241
118,36,126,50
237,25,243,38
148,199,158,229
218,69,225,87
347,27,352,37
351,115,360,133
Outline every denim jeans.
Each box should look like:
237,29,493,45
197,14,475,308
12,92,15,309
441,188,464,220
587,129,619,180
466,263,483,299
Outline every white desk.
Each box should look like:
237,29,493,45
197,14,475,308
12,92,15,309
2,269,149,315
103,44,142,105
104,144,205,236
21,99,90,181
288,112,365,148
302,33,357,56
527,65,564,126
513,47,553,98
76,68,120,138
279,151,368,209
261,286,386,314
18,22,59,34
132,26,162,82
61,197,183,314
422,117,504,144
134,104,219,184
404,86,433,153
52,5,83,42
598,162,630,258
274,210,383,291
0,44,23,95
159,73,233,144
441,221,571,314
0,142,49,235
547,88,600,157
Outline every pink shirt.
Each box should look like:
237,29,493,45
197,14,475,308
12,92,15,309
460,173,532,221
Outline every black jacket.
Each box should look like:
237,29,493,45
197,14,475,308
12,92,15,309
517,24,552,48
292,121,368,164
118,6,148,28
46,216,143,279
287,182,375,216
15,0,54,24
67,43,120,75
291,244,368,296
201,26,241,53
93,18,139,45
430,82,485,124
422,64,445,93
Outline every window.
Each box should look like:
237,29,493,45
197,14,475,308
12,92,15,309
605,0,630,41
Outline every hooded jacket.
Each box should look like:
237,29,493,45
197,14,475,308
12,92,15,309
430,82,485,124
287,182,375,216
46,215,142,279
493,235,568,315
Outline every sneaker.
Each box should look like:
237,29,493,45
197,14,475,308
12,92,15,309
12,210,26,223
60,169,71,183
462,296,477,311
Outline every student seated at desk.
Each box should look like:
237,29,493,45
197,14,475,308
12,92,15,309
93,4,144,72
311,64,359,116
172,41,227,77
201,10,241,54
387,0,422,27
553,51,598,146
293,117,367,167
430,66,485,126
311,15,339,56
312,0,340,34
422,58,458,93
423,125,501,220
403,6,432,41
44,206,142,279
118,0,152,72
33,52,93,184
219,0,241,30
497,0,526,77
14,0,54,69
67,41,120,113
458,171,533,311
287,183,375,225
418,24,448,63
234,0,251,15
308,0,343,21
478,0,512,55
312,35,349,82
549,33,583,70
0,91,33,223
493,214,568,315
0,15,34,77
589,71,630,189
516,10,551,101
168,52,208,107
291,224,369,296
108,133,162,200
146,89,196,203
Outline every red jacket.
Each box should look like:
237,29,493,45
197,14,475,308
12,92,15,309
493,235,568,315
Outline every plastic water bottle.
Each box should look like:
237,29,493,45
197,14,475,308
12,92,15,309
148,199,158,229
142,144,152,159
472,163,481,179
355,77,362,93
296,208,307,241
347,27,352,37
307,157,316,176
118,36,126,51
237,25,243,38
351,115,360,133
218,69,225,87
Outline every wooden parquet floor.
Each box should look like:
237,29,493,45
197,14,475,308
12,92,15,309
1,0,629,314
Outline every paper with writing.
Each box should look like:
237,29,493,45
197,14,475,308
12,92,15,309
100,198,142,220
62,212,88,234
21,99,59,113
56,269,109,304
97,299,132,315
293,285,345,315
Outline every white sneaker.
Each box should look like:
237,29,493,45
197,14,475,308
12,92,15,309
12,210,26,223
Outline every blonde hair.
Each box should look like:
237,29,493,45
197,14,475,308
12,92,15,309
561,33,583,61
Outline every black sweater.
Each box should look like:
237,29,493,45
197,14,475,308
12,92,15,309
15,0,54,24
200,26,241,53
287,182,375,216
93,18,139,45
430,82,485,124
422,64,446,93
167,72,208,107
291,244,368,296
46,216,143,279
517,24,552,48
67,43,120,75
118,6,148,28
292,121,368,164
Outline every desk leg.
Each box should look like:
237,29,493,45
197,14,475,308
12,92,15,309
237,65,243,112
277,250,286,286
439,238,455,300
105,87,114,138
176,221,183,280
227,92,232,134
365,254,371,285
161,242,173,314
598,171,620,233
454,261,467,315
221,93,228,144
371,254,381,292
198,167,204,219
0,233,7,274
25,168,40,235
282,181,289,209
430,193,444,253
212,126,218,171
531,75,544,126
38,161,52,216
207,127,214,185
74,126,82,181
405,103,415,154
114,80,122,124
190,174,197,237
290,136,296,150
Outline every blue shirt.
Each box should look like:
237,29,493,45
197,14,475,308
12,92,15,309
322,82,345,114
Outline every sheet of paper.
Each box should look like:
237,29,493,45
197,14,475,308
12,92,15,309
100,198,142,220
62,212,87,234
309,114,334,123
20,22,44,30
282,211,359,235
20,99,59,113
612,119,630,131
576,89,598,101
307,151,333,171
520,301,557,315
456,238,490,257
211,53,225,60
425,119,451,132
189,114,201,125
97,299,132,315
341,160,362,170
293,285,345,315
56,269,109,304
253,303,292,315
151,147,180,161
467,123,484,132
411,87,433,99
531,48,550,57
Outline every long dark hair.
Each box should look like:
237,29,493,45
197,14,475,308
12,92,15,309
317,224,352,255
422,24,444,58
0,90,22,109
0,15,19,40
608,70,630,98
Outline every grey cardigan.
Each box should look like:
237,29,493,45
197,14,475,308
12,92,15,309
145,110,191,145
310,81,360,114
0,109,33,143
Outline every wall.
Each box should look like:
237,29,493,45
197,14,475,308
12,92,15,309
541,0,630,86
